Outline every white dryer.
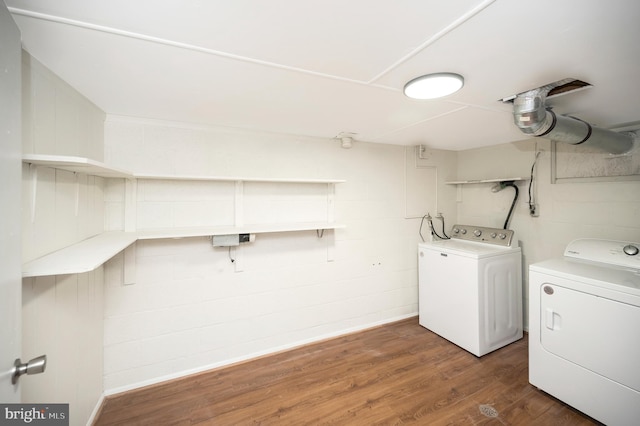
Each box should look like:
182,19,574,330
418,224,523,357
529,238,640,425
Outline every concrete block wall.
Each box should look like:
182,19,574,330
101,116,453,393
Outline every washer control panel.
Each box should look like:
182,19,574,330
450,224,515,247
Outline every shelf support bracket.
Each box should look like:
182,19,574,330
124,178,137,232
235,180,244,227
316,229,325,238
123,243,136,285
327,183,335,222
74,172,80,217
29,163,38,223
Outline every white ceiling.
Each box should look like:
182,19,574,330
7,0,640,150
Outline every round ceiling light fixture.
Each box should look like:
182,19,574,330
403,73,464,100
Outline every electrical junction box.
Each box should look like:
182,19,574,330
212,233,255,247
212,234,239,247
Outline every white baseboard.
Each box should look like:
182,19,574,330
86,392,106,426
104,313,417,397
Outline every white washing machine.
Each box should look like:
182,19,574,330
529,238,640,425
418,224,523,357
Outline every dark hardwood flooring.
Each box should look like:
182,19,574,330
95,317,600,425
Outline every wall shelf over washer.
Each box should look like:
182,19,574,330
445,177,529,185
445,177,529,203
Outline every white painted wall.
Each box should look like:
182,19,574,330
21,52,106,426
456,139,640,329
102,116,453,393
21,53,104,161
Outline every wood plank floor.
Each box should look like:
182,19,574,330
95,317,601,425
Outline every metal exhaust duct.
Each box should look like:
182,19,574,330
512,81,637,156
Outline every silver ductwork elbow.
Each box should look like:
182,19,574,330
513,89,636,156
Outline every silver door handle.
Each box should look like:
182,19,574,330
11,355,46,384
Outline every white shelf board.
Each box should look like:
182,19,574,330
22,155,345,183
136,222,346,240
445,177,529,185
22,223,345,277
134,173,345,184
22,232,138,278
22,154,133,178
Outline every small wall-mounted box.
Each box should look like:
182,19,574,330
212,233,255,247
212,234,239,247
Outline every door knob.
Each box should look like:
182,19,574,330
11,355,46,384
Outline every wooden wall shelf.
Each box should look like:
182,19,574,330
22,155,345,277
22,154,133,178
445,177,528,185
22,232,137,278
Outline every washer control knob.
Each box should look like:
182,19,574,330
452,228,460,234
490,233,497,239
498,233,507,240
460,229,467,234
623,244,639,256
473,229,482,237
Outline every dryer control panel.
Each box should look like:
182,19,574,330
450,224,515,247
565,238,640,270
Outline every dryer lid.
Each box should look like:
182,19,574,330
565,239,640,270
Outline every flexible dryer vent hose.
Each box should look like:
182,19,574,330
513,87,636,156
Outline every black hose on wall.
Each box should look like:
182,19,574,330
502,183,519,230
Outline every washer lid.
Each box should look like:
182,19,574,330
565,238,640,270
